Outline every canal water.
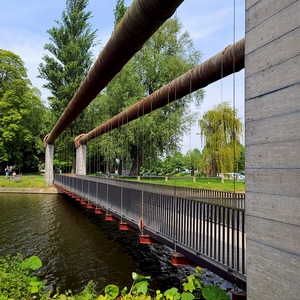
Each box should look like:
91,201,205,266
0,192,186,294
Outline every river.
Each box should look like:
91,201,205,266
0,192,185,294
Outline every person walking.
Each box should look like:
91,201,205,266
5,166,9,178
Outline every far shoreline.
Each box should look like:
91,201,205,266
0,186,58,194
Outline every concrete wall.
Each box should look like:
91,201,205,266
245,0,300,299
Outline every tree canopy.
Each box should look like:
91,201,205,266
38,0,98,172
184,148,203,175
0,49,46,172
87,1,204,175
38,0,97,114
199,101,243,177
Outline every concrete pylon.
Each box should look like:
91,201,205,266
245,1,300,299
44,134,54,186
75,134,86,175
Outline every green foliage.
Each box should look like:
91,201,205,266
0,49,47,172
113,0,127,27
39,0,97,113
38,0,98,173
90,7,204,176
184,149,203,173
51,280,97,299
199,102,243,177
0,256,231,300
236,144,245,173
104,284,119,299
161,267,229,300
164,287,181,300
0,254,46,299
201,286,230,300
131,272,151,295
20,255,43,270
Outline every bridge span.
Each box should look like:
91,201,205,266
43,0,300,298
54,174,246,289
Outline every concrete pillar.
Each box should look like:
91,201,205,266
76,144,87,175
45,144,54,186
245,1,300,299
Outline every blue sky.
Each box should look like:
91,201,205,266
0,0,245,153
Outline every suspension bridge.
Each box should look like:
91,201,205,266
43,1,300,299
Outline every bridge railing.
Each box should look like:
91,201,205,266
78,175,245,208
54,174,246,284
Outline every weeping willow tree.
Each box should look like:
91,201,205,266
199,101,243,177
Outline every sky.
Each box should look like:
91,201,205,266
0,0,245,154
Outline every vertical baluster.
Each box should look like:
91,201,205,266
200,202,204,253
242,210,245,274
205,204,209,255
210,204,213,257
227,207,230,266
231,208,235,270
236,209,240,272
218,205,221,262
213,205,217,259
189,200,192,247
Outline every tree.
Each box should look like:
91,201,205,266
0,49,47,172
96,2,204,176
184,148,202,175
237,144,245,172
199,101,243,177
130,16,204,175
113,0,127,27
38,0,98,172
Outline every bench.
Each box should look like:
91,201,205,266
14,175,23,182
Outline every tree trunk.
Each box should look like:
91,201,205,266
130,152,142,176
118,159,123,175
210,158,218,177
71,155,76,174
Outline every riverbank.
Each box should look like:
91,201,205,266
0,186,57,194
1,174,245,193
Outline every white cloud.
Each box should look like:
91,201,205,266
180,7,233,41
0,27,50,100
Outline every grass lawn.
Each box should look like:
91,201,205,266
122,176,245,193
0,173,245,193
0,174,47,189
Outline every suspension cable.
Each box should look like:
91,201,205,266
232,0,236,195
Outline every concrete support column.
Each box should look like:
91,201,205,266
76,144,87,175
45,144,54,186
245,1,300,299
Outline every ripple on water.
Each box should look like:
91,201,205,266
0,193,139,293
0,193,230,295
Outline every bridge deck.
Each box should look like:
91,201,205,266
54,174,246,288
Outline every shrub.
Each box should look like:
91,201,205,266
0,254,46,299
0,255,230,300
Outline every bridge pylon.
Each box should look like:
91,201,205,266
44,134,54,186
74,134,87,175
